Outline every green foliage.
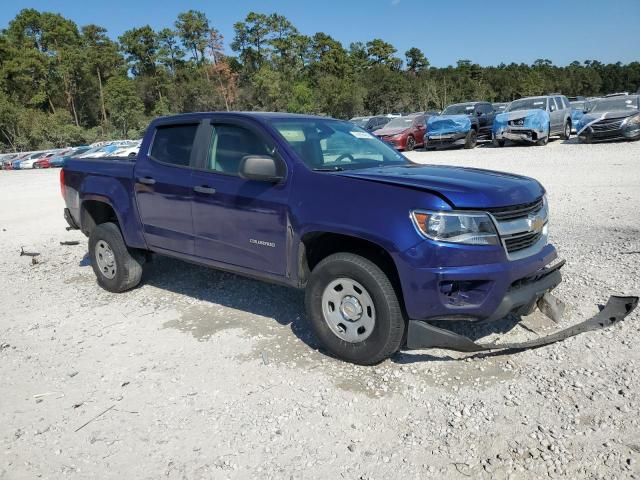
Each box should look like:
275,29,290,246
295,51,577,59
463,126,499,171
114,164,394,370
0,7,638,153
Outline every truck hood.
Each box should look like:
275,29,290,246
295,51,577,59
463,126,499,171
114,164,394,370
338,164,544,208
374,126,408,137
427,115,472,134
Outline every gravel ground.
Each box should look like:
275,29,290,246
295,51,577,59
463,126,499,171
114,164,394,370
1,138,639,479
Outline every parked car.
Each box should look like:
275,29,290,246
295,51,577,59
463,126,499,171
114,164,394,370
492,95,572,147
576,95,640,143
569,101,588,133
60,112,573,365
372,113,426,151
567,96,586,102
112,145,140,157
4,152,30,170
425,101,496,149
49,146,90,168
349,116,393,132
79,144,122,158
33,151,61,169
13,151,47,169
0,153,19,169
492,102,508,113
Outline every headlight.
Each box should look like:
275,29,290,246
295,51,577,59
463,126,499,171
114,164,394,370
622,114,640,126
411,210,499,246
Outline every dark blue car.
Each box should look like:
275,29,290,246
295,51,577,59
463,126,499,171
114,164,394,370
59,112,582,364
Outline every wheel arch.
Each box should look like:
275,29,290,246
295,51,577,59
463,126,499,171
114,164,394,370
298,231,405,310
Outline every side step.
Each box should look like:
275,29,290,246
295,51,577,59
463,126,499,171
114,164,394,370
406,295,638,353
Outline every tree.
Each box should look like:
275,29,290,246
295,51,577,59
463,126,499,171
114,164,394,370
175,10,209,64
405,47,429,73
104,76,143,137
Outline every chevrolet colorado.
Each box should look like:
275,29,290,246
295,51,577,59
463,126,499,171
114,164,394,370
60,112,634,365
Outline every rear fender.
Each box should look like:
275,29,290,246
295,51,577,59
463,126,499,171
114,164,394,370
79,176,147,249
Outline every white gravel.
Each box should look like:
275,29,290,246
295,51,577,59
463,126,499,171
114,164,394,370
1,137,639,479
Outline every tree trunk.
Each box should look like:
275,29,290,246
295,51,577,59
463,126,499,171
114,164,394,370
97,68,108,133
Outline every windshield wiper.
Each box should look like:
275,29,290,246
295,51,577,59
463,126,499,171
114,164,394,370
313,166,344,172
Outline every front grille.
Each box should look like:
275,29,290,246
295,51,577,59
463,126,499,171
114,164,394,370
591,118,624,132
509,118,525,126
504,231,542,253
484,197,544,221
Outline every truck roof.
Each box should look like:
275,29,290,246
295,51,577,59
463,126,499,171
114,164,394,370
153,111,330,124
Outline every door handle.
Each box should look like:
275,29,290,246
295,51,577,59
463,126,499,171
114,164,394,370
137,177,156,185
193,185,216,195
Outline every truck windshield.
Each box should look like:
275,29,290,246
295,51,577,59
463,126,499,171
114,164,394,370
442,104,475,115
507,98,547,112
269,118,411,171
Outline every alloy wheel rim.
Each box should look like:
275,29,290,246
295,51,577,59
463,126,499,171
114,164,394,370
95,240,117,279
321,278,376,343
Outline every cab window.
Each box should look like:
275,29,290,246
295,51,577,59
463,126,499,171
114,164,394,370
150,124,199,167
207,124,274,175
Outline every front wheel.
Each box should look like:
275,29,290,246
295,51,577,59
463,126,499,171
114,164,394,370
464,129,478,149
405,135,415,151
560,121,571,140
304,253,405,365
89,222,145,293
493,136,505,148
536,126,550,146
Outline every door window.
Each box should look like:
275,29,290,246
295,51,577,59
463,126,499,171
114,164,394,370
207,124,274,175
555,96,565,110
548,97,557,112
150,124,199,167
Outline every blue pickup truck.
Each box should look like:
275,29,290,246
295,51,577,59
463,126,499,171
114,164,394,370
60,112,634,365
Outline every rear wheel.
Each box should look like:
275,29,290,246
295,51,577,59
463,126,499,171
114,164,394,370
405,135,415,151
89,222,145,293
464,129,478,149
305,253,405,365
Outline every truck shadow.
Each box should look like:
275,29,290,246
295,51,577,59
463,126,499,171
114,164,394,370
142,255,321,351
141,255,532,363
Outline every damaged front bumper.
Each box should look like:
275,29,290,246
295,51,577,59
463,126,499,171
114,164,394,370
494,127,547,143
405,259,639,352
406,295,638,353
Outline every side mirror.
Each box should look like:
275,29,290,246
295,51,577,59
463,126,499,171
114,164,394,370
239,155,284,183
550,105,556,112
582,108,589,114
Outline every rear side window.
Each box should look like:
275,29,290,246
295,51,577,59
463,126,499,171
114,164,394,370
554,96,565,109
150,124,199,167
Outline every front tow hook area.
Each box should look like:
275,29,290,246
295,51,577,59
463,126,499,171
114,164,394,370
406,295,638,353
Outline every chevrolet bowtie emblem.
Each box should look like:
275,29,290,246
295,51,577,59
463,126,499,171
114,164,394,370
527,214,545,232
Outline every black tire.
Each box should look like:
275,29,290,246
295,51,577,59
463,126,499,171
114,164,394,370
464,129,478,149
405,135,415,151
89,222,145,293
536,126,550,146
304,253,405,365
560,120,571,140
493,137,505,148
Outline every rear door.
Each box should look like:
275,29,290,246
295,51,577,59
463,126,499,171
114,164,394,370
134,121,204,255
190,118,290,276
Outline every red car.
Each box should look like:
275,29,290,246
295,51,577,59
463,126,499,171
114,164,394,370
33,151,60,169
373,114,426,151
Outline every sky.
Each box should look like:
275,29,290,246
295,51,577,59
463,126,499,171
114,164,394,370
1,0,639,67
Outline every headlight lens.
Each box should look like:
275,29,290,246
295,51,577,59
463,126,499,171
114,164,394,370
411,210,499,245
623,114,640,126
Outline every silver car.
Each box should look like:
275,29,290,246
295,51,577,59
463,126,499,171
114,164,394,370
493,95,573,146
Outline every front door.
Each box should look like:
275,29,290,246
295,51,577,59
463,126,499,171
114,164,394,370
190,121,290,276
